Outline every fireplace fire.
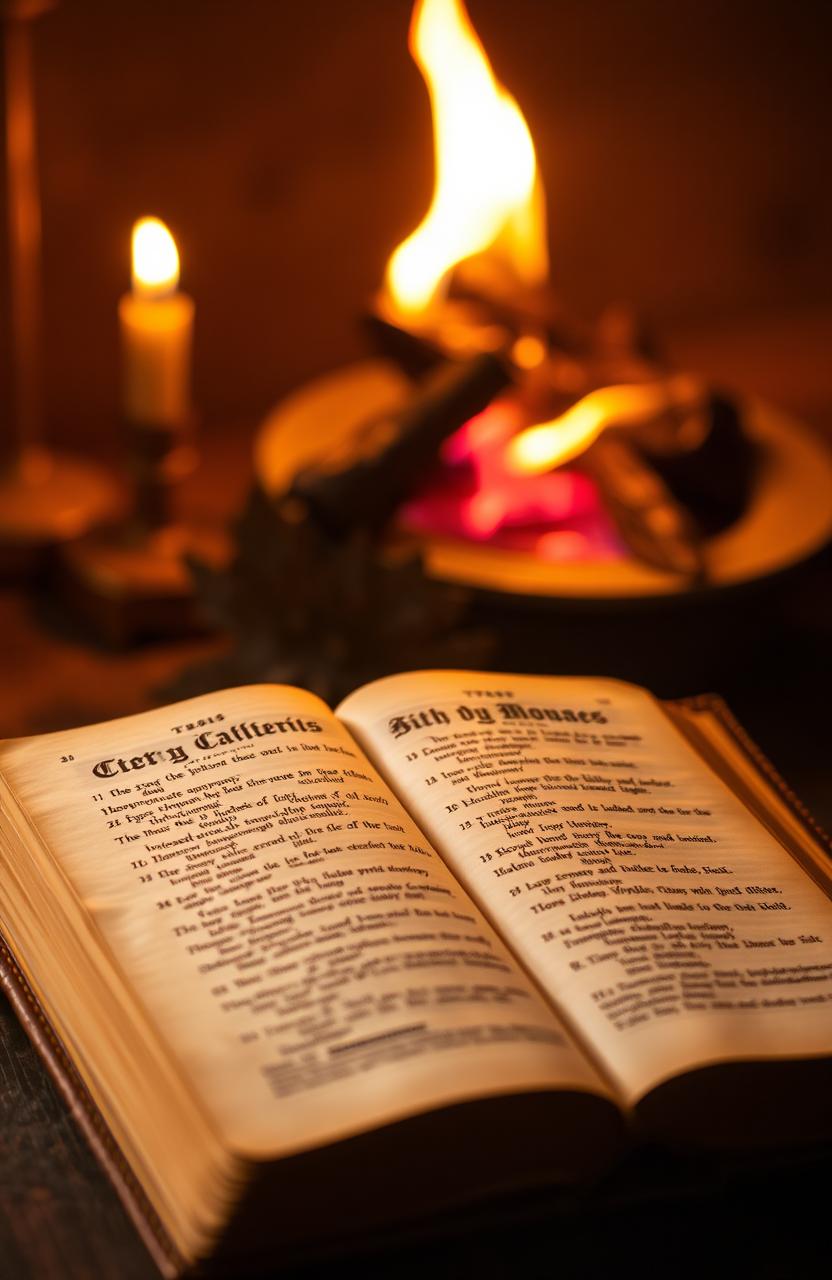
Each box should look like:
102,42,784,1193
255,0,832,606
366,0,740,577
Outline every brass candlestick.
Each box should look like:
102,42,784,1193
0,0,120,576
62,416,229,645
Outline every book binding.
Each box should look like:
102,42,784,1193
0,936,184,1278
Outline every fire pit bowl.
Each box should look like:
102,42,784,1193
254,358,832,607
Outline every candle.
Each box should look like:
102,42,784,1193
119,217,194,427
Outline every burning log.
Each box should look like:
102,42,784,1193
364,289,545,382
505,376,754,579
363,297,446,378
579,435,706,581
285,352,509,536
365,289,575,420
628,393,758,536
447,279,589,358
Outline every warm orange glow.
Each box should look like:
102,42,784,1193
131,217,180,298
510,333,548,370
537,529,592,562
507,376,704,474
385,0,548,319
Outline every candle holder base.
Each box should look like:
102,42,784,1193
61,521,231,646
0,449,124,578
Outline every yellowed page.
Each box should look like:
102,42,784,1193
338,670,832,1104
0,685,609,1160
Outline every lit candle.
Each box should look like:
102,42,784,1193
119,217,194,427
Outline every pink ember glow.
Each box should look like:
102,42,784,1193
400,402,624,561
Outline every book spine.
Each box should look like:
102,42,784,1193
675,693,832,856
0,936,183,1279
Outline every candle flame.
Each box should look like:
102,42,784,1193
132,217,180,298
507,377,704,474
385,0,547,320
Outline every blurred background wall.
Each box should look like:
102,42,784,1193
1,0,830,453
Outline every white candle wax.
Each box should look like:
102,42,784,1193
119,217,194,428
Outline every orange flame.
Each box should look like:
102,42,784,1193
131,217,179,298
507,377,704,474
385,0,548,320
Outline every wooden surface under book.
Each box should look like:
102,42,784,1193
1,955,831,1280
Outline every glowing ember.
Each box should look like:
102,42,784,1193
400,403,623,560
384,0,548,320
510,333,548,370
536,530,594,562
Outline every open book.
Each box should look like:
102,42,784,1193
1,671,831,1276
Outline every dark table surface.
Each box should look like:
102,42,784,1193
1,318,831,1277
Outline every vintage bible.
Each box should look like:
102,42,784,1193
1,670,831,1275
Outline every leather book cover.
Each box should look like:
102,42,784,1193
672,693,831,860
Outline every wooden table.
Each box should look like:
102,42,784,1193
1,321,831,1276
